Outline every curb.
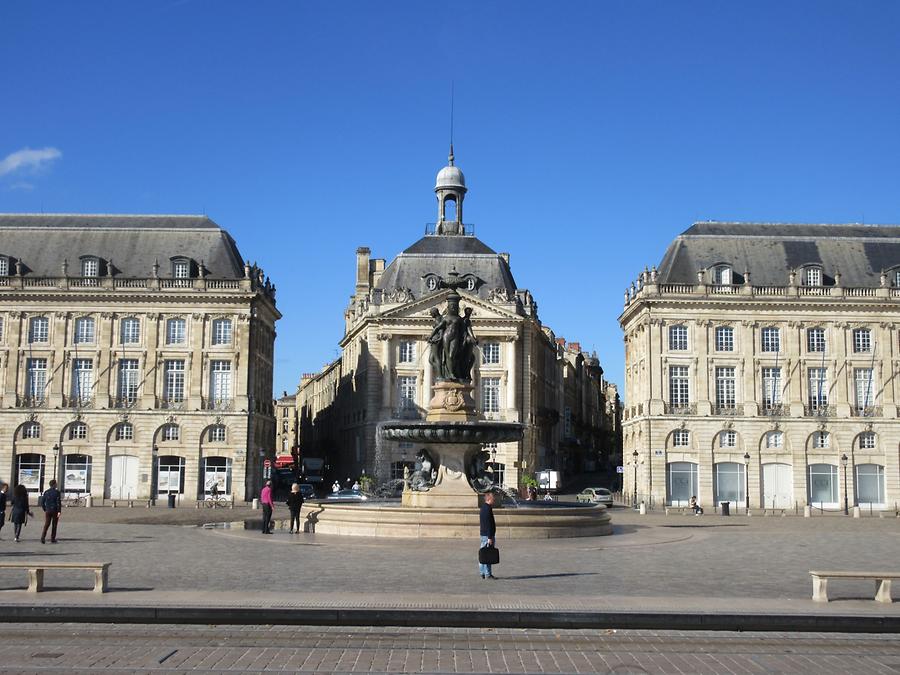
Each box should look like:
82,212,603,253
0,605,897,633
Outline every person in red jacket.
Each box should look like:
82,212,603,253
260,480,274,534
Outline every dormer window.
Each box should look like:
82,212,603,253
894,270,900,287
0,257,7,277
173,260,190,279
424,275,439,292
81,257,99,277
713,265,732,285
804,266,822,287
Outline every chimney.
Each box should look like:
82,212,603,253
569,342,581,353
499,252,510,265
556,337,566,347
356,247,371,295
371,258,385,288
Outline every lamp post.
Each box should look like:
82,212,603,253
632,449,639,509
743,451,750,513
841,453,849,515
52,444,60,491
151,445,158,505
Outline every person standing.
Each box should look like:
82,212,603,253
332,481,340,494
286,483,304,534
40,479,62,544
10,485,32,543
479,492,497,579
260,480,274,534
0,484,8,540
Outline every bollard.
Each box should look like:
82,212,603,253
85,494,93,508
804,505,811,518
639,501,647,515
252,498,259,510
853,506,861,518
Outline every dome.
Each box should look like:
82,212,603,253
435,164,466,190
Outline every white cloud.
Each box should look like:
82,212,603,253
7,181,34,191
0,147,62,177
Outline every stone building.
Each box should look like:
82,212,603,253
621,222,900,512
0,214,279,502
274,391,298,455
296,151,620,489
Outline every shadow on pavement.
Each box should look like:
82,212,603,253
611,524,647,535
661,524,748,528
498,572,599,580
0,551,74,557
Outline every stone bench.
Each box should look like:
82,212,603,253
664,507,689,515
0,561,110,593
763,508,786,516
810,570,899,603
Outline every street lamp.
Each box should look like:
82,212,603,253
632,449,639,509
52,444,60,490
841,453,849,515
743,451,751,512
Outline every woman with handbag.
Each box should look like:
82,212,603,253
478,492,498,579
10,484,33,543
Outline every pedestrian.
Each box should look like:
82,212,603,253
689,495,703,516
39,479,62,544
479,492,497,579
10,484,33,543
0,483,7,539
286,483,304,534
260,480,274,534
332,480,340,494
351,480,360,491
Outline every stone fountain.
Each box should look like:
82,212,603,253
302,286,612,538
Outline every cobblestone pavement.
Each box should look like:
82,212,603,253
0,624,898,673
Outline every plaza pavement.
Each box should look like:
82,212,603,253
0,505,897,632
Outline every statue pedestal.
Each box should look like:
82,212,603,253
401,442,480,509
427,381,477,422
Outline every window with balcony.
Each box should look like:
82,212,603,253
398,376,417,410
854,368,875,413
120,317,140,345
807,327,825,353
166,318,186,345
762,367,782,410
808,367,828,409
482,377,501,413
29,317,49,343
398,340,416,363
761,327,780,353
853,328,872,353
715,366,736,410
70,359,93,406
481,342,501,364
668,366,689,407
804,266,822,287
209,360,232,407
117,359,139,406
668,325,688,351
74,317,95,344
163,360,186,404
212,318,232,345
715,326,734,352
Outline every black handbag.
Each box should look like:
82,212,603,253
478,544,499,565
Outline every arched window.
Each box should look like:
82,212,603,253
115,422,134,441
22,422,41,439
666,462,698,506
812,431,829,449
161,424,179,442
68,422,88,440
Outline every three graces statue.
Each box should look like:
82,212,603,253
427,292,478,382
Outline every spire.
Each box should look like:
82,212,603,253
448,143,455,166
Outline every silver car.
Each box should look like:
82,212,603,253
325,489,368,503
576,487,613,506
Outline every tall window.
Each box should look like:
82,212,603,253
210,360,232,405
482,377,501,413
0,258,7,276
805,267,822,287
858,431,876,449
667,462,698,505
481,342,500,364
74,317,95,344
761,327,780,353
853,328,872,353
163,360,186,404
719,430,736,448
856,464,885,505
81,258,99,277
808,367,828,408
854,368,875,412
25,358,47,403
715,326,734,352
668,325,688,351
807,328,825,353
212,318,232,345
808,464,837,505
120,317,140,344
69,422,88,440
762,367,782,410
115,422,134,441
713,265,732,285
117,359,139,406
672,429,690,447
714,462,745,506
765,431,783,448
715,366,736,410
166,318,186,345
71,358,93,405
669,366,689,407
29,317,49,343
398,376,416,409
398,340,416,363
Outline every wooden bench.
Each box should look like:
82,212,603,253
0,562,110,593
810,570,899,603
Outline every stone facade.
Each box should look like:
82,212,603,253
274,392,298,456
296,154,620,490
0,214,279,503
621,222,900,513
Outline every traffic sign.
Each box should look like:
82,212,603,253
616,465,624,474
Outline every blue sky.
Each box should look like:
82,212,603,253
3,1,900,398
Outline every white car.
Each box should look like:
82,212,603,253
576,487,613,506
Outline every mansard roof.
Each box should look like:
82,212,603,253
0,214,245,279
657,221,900,287
376,234,518,300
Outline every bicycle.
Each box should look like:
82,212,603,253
64,493,87,507
204,495,228,508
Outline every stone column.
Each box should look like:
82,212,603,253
4,312,23,399
696,320,711,415
379,334,392,412
506,337,517,411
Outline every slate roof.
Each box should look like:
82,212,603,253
657,222,900,287
0,214,245,279
376,234,518,299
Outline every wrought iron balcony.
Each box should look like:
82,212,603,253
16,395,46,408
663,403,696,415
760,404,787,417
851,405,883,417
63,395,94,409
804,404,834,417
203,398,234,411
713,405,740,416
158,398,186,410
113,397,139,409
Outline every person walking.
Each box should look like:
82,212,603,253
0,483,8,540
10,485,32,543
286,483,304,534
479,492,497,579
260,480,274,534
40,479,62,544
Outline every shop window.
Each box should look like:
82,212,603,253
714,462,745,506
17,453,45,493
856,464,885,505
63,454,92,495
203,456,231,496
157,455,186,496
666,462,698,506
808,464,838,507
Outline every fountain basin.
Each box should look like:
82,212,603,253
379,420,523,444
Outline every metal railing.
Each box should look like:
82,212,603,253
804,404,834,417
663,403,696,415
16,395,46,408
203,398,234,411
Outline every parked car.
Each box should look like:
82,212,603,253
298,484,315,499
325,489,368,503
576,487,613,506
